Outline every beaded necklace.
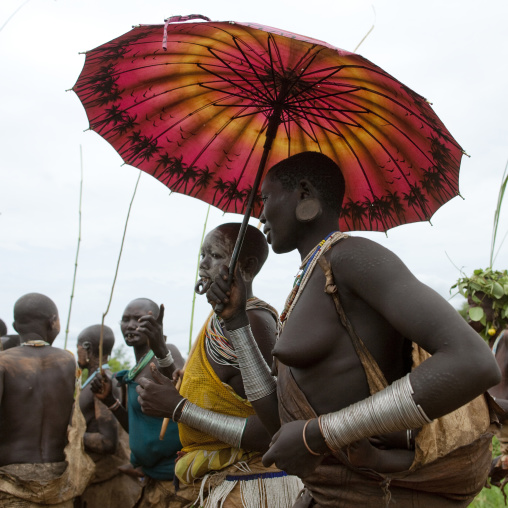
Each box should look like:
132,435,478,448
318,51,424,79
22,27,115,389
205,313,239,369
81,363,111,389
280,231,348,327
21,340,50,347
205,297,266,369
126,350,154,382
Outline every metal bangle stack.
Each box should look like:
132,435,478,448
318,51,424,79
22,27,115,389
157,350,174,368
320,374,432,451
179,401,247,448
228,325,277,401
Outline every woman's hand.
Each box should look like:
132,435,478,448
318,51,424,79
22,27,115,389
262,420,325,478
136,363,183,418
206,265,249,329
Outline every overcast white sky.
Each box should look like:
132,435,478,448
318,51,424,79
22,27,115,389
1,0,507,361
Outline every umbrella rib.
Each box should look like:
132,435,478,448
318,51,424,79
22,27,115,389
231,36,278,101
114,94,238,158
184,105,252,169
98,90,231,140
236,116,270,188
302,86,450,172
286,105,323,148
326,126,390,231
196,78,270,105
202,47,274,102
302,63,461,148
337,109,430,218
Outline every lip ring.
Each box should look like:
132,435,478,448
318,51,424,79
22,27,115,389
195,278,211,295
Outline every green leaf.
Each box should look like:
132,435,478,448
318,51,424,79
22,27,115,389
492,282,504,299
469,307,485,322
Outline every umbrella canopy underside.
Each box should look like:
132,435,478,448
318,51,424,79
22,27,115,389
73,19,463,232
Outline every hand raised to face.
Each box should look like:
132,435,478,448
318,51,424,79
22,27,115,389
206,265,249,329
137,304,166,359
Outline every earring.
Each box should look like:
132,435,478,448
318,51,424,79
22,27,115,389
296,198,322,222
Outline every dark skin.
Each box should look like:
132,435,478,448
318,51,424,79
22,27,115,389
0,334,21,351
136,227,276,452
91,299,184,434
0,300,76,466
77,327,119,455
207,175,501,479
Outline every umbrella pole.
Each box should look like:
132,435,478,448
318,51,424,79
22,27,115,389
228,115,281,279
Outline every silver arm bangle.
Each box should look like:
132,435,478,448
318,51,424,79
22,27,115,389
179,401,247,449
157,349,174,368
227,324,277,401
320,373,432,451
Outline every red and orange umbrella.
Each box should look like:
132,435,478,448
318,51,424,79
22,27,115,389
73,14,463,267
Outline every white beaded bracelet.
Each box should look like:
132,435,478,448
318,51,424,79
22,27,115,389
157,349,174,368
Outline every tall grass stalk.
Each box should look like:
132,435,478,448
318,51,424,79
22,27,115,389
188,205,211,353
490,160,508,267
99,172,141,369
64,146,84,350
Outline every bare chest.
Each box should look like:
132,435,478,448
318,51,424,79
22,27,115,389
273,268,409,414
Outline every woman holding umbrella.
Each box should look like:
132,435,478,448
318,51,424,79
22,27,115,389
206,151,501,507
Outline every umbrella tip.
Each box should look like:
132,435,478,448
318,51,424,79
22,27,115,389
458,192,465,201
462,150,471,158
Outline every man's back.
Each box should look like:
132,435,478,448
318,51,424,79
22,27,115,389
0,346,76,466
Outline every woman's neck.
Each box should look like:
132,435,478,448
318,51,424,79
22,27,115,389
134,343,151,364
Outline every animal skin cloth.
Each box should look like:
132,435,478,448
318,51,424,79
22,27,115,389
76,401,143,508
275,256,496,508
0,389,95,507
176,300,303,508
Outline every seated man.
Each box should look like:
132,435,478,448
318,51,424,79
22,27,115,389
0,293,94,507
206,152,501,507
91,298,186,508
75,324,142,508
137,223,303,507
455,270,508,488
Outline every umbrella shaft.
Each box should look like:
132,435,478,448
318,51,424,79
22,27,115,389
228,116,280,280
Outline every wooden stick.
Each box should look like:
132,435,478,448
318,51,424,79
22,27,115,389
64,145,84,350
159,376,182,440
99,172,141,373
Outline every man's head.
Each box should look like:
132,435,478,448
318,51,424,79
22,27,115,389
260,152,345,253
0,319,7,337
13,293,60,343
77,324,115,369
266,152,345,215
120,298,159,348
198,223,269,289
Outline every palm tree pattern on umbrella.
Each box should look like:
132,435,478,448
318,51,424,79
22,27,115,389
73,17,464,232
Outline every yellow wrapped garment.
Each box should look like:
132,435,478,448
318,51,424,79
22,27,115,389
176,313,258,484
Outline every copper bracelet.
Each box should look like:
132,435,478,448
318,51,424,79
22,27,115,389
302,419,321,456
